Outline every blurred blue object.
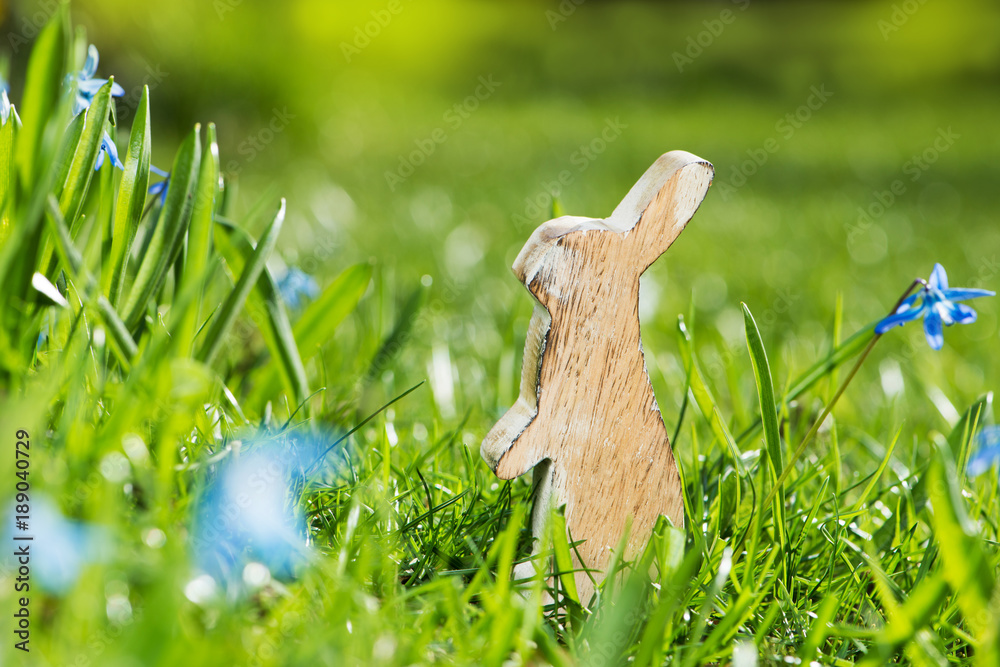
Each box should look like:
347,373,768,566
0,77,11,124
3,495,111,595
277,267,320,310
968,426,1000,478
191,429,345,590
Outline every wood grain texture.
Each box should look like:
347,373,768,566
481,150,714,602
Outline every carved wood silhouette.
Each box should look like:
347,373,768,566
481,150,714,602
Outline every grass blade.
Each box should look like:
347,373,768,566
176,122,219,354
677,315,746,476
742,303,786,564
365,284,428,382
45,195,137,364
121,124,201,331
198,199,285,365
736,322,876,447
928,448,999,661
0,112,15,229
213,216,310,410
57,79,114,225
105,85,151,306
849,425,900,515
15,7,67,187
249,263,372,405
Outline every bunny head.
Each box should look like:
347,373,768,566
511,151,714,310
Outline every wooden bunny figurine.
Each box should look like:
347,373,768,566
481,150,714,603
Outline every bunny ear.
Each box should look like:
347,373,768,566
607,151,714,271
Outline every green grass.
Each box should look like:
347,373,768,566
2,3,1000,666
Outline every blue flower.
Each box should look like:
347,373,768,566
148,165,170,205
1,79,11,125
69,44,125,116
875,263,994,350
190,430,344,590
968,426,1000,478
277,267,320,310
3,495,112,594
95,132,124,171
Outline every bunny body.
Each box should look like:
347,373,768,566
482,151,714,602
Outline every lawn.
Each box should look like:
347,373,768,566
1,0,1000,664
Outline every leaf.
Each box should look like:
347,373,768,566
742,303,786,560
799,593,840,661
365,284,428,381
197,200,285,365
551,510,581,607
928,448,998,659
105,85,151,306
44,196,137,364
0,112,15,231
677,315,746,476
58,78,114,226
856,572,947,666
849,425,900,515
248,263,372,405
176,122,219,355
947,392,991,483
213,217,310,410
736,322,876,447
121,124,202,332
15,7,67,187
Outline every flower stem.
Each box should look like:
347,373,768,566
759,278,927,511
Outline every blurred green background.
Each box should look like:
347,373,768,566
5,0,999,439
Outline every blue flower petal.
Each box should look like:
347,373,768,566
82,45,99,80
77,78,108,95
929,263,948,290
894,293,919,312
875,303,925,334
0,89,10,125
148,168,170,205
96,133,124,172
72,94,90,116
923,311,944,350
941,287,996,302
947,301,978,325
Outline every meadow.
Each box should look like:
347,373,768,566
1,0,1000,664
